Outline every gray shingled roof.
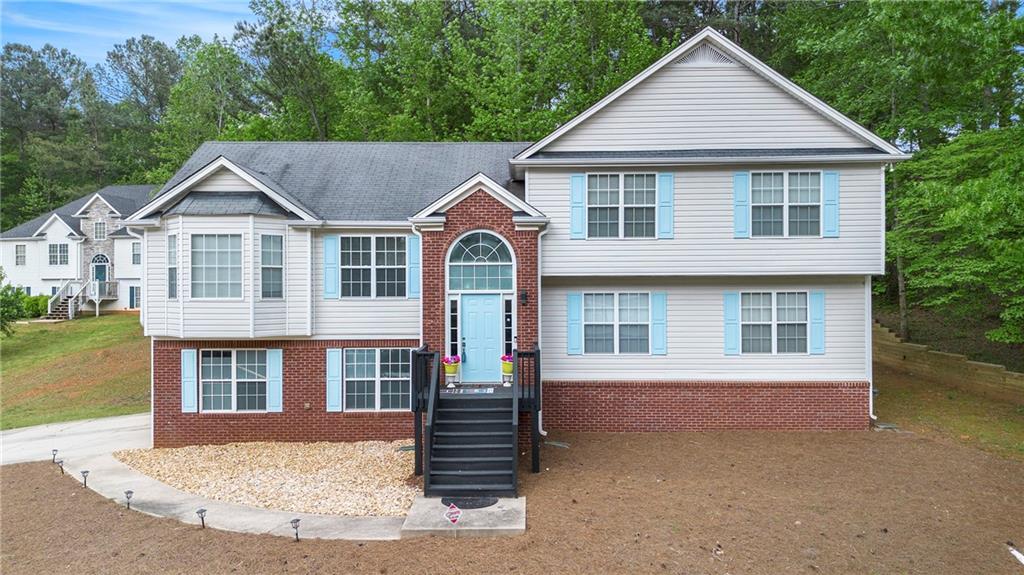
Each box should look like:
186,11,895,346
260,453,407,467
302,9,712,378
529,147,885,160
157,142,531,221
166,192,290,217
1,185,156,239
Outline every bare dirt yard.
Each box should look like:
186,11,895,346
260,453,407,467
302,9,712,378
4,423,1023,574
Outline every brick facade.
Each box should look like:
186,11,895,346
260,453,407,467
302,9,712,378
542,380,871,431
153,339,418,448
420,189,539,355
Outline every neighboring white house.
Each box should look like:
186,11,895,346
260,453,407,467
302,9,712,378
123,28,909,497
0,185,155,315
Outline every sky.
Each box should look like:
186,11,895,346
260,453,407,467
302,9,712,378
1,0,254,64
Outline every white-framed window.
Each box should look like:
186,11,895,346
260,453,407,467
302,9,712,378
191,234,242,299
131,241,141,265
740,291,808,354
167,234,177,299
260,234,283,299
340,236,406,298
750,172,821,237
48,243,68,265
343,348,411,411
94,221,106,240
583,292,650,354
14,244,25,265
586,173,657,239
200,349,267,412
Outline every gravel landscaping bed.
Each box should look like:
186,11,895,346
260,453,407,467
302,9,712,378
114,440,418,516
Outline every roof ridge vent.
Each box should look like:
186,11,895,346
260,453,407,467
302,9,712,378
675,43,734,65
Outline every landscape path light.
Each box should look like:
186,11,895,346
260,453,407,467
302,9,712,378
80,470,89,488
291,518,301,542
125,490,133,510
196,508,207,528
56,460,64,475
52,449,58,463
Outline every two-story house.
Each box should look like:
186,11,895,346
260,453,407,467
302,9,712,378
126,29,908,496
1,185,155,316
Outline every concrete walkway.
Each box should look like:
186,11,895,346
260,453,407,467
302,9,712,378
61,454,404,540
1,413,151,465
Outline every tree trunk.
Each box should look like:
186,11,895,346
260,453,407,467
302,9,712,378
896,254,909,341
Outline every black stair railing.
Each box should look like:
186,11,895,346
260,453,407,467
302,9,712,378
511,349,521,496
422,350,440,494
514,346,543,473
411,346,438,478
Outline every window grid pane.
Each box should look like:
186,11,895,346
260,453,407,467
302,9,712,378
583,293,615,353
15,245,25,265
132,242,141,265
341,237,372,297
201,350,233,411
623,174,656,238
168,235,178,299
751,172,784,237
260,235,284,299
379,349,410,410
617,293,650,354
191,234,242,298
449,299,459,357
344,349,376,410
788,206,820,237
776,292,808,354
375,237,407,297
741,292,773,354
587,174,619,238
94,222,106,240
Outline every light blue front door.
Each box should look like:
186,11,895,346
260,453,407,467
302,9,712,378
460,294,503,382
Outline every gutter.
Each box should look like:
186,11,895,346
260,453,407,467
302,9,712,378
535,225,551,437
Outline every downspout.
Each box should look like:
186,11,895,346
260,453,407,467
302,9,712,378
412,224,424,347
536,225,550,437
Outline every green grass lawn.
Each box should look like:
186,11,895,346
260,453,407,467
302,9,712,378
874,364,1024,461
0,314,149,430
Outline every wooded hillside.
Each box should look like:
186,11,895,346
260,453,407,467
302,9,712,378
1,0,1021,343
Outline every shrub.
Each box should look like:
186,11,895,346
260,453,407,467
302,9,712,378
21,294,51,318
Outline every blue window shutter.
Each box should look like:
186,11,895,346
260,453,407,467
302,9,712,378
406,235,421,299
723,292,740,356
822,171,840,237
567,292,583,355
180,349,197,412
657,173,675,239
569,174,586,239
323,235,339,299
733,173,750,239
810,291,826,354
651,292,668,355
326,348,342,411
266,349,283,412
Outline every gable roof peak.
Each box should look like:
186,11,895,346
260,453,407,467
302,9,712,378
514,27,903,160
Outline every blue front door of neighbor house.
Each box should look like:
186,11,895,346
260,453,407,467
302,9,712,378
461,294,503,382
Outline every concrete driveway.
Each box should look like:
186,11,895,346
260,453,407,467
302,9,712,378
1,413,150,465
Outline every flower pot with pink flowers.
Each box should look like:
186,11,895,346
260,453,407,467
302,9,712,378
501,354,514,375
442,355,461,376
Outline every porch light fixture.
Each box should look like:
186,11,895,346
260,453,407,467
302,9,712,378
290,518,301,541
52,449,58,463
80,470,89,488
196,508,207,528
56,460,64,475
125,490,134,510
519,290,529,305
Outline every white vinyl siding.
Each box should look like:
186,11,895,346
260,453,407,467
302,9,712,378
529,164,882,276
544,56,865,152
543,276,867,381
190,167,261,192
313,230,419,339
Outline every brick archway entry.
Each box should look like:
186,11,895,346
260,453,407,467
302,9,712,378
419,189,540,358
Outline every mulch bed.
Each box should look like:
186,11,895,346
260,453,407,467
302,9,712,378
4,429,1023,574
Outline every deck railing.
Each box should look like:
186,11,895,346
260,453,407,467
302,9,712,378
47,280,74,315
89,280,118,300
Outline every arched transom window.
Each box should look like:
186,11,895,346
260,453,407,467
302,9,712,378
91,254,110,264
448,232,513,291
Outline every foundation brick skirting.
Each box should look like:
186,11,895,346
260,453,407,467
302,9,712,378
542,380,871,431
153,339,418,448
